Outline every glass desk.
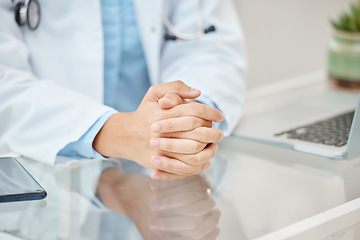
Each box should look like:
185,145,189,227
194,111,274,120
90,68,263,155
1,136,360,240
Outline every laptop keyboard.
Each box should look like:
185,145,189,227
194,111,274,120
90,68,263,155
275,111,355,147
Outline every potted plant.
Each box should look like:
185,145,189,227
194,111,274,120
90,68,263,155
328,1,360,89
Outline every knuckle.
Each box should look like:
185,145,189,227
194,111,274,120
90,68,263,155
195,153,203,164
190,153,202,165
162,140,173,151
160,159,170,170
190,142,204,153
155,111,167,121
190,166,201,175
168,93,181,103
153,132,161,138
148,85,157,93
194,104,205,116
184,165,196,175
198,142,206,151
199,127,208,139
173,80,183,85
172,80,184,91
196,165,203,174
194,127,207,142
164,120,174,131
189,117,198,128
154,111,163,120
153,149,163,157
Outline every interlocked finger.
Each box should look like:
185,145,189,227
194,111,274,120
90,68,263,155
168,103,224,123
160,127,224,143
152,116,212,133
150,138,207,154
164,143,218,166
151,156,212,178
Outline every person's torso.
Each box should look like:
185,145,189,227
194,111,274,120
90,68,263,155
101,0,151,112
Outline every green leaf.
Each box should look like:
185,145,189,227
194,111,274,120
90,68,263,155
330,1,360,32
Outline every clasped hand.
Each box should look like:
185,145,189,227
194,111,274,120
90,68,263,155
96,169,220,240
93,81,224,179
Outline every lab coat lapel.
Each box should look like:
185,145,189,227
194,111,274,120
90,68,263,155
133,0,163,85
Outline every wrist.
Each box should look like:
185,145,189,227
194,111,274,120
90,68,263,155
93,112,141,160
96,168,130,216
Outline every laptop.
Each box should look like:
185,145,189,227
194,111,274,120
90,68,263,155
234,89,360,160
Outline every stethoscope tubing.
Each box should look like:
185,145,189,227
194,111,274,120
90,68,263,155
162,0,205,41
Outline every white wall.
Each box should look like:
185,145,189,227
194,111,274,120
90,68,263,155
232,0,354,89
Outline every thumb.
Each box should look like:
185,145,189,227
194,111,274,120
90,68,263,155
148,81,201,102
158,92,186,109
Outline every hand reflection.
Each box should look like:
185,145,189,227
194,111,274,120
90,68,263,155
96,168,220,240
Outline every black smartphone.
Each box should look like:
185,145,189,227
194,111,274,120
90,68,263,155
0,157,47,202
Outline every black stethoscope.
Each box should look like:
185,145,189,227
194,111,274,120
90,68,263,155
12,0,215,41
13,0,41,30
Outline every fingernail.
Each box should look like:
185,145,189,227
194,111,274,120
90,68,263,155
150,138,160,147
153,158,161,166
151,123,161,132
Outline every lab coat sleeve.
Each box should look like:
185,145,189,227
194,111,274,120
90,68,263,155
58,110,117,159
0,4,113,165
160,0,247,135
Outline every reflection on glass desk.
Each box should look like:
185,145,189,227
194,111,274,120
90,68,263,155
1,136,360,240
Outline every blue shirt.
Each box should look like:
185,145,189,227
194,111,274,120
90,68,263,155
59,0,224,159
101,0,150,112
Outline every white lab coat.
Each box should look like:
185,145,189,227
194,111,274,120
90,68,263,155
0,0,246,165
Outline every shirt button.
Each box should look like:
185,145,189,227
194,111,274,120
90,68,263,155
151,26,156,32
